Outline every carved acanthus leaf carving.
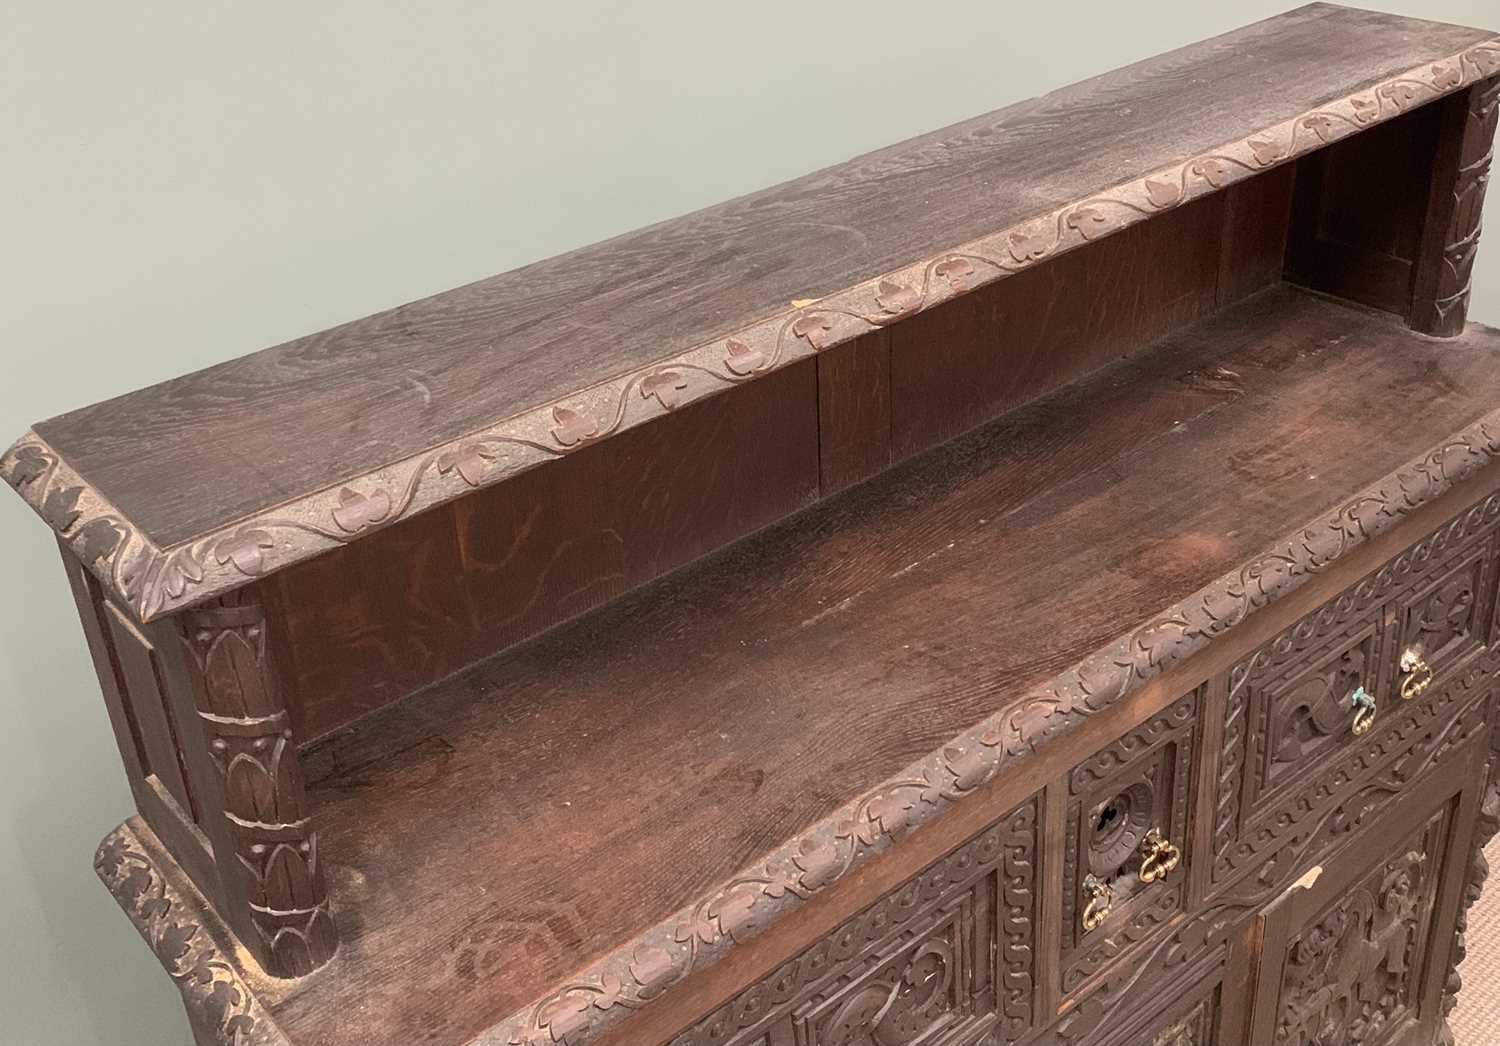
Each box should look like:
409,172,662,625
183,597,336,978
96,820,286,1046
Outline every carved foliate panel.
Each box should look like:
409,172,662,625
1061,692,1196,990
1050,660,1491,1046
1394,542,1498,692
1416,77,1499,335
1237,600,1387,831
1273,814,1448,1046
1215,510,1500,891
1146,995,1216,1046
668,799,1038,1046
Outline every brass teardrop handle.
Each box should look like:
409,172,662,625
1350,685,1377,736
1399,646,1434,701
1082,874,1114,932
1138,828,1182,884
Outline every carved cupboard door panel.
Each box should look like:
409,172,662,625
1243,746,1480,1046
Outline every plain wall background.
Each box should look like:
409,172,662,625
2,3,1498,1042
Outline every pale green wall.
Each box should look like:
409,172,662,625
2,3,1497,1042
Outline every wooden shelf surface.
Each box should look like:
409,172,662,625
7,5,1498,621
249,286,1500,1046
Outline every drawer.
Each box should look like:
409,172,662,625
1387,534,1499,703
666,798,1040,1046
1211,510,1500,893
1061,691,1199,998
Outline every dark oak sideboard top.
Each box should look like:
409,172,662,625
7,6,1500,1046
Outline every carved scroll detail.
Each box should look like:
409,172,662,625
182,596,336,978
5,41,1499,623
96,819,288,1046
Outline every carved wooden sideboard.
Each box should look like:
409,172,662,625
8,6,1500,1046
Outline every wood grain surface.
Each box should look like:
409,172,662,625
25,5,1495,550
252,286,1500,1046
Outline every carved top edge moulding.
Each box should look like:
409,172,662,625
3,12,1498,626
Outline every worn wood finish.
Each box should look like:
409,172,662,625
266,290,1500,1046
10,9,1500,1046
6,9,1498,626
263,359,819,741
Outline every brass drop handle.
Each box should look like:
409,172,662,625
1399,646,1434,701
1350,685,1377,736
1138,828,1182,884
1082,874,1114,932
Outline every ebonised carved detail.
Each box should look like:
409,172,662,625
180,595,336,978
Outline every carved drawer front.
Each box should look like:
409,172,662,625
1211,507,1500,894
1386,531,1500,707
1247,784,1461,1046
666,798,1039,1046
1060,691,1198,1000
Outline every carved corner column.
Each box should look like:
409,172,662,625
1412,76,1499,336
177,591,338,978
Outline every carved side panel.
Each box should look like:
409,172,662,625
1062,692,1196,993
180,594,336,977
1437,694,1500,1044
1413,77,1500,336
667,798,1038,1046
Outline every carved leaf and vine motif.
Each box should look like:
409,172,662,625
1276,848,1434,1046
1264,642,1373,792
667,800,1036,1046
1399,549,1492,679
96,824,271,1046
1215,507,1500,889
183,598,336,978
1427,77,1499,333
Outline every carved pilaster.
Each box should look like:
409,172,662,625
180,592,337,977
1412,77,1499,336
